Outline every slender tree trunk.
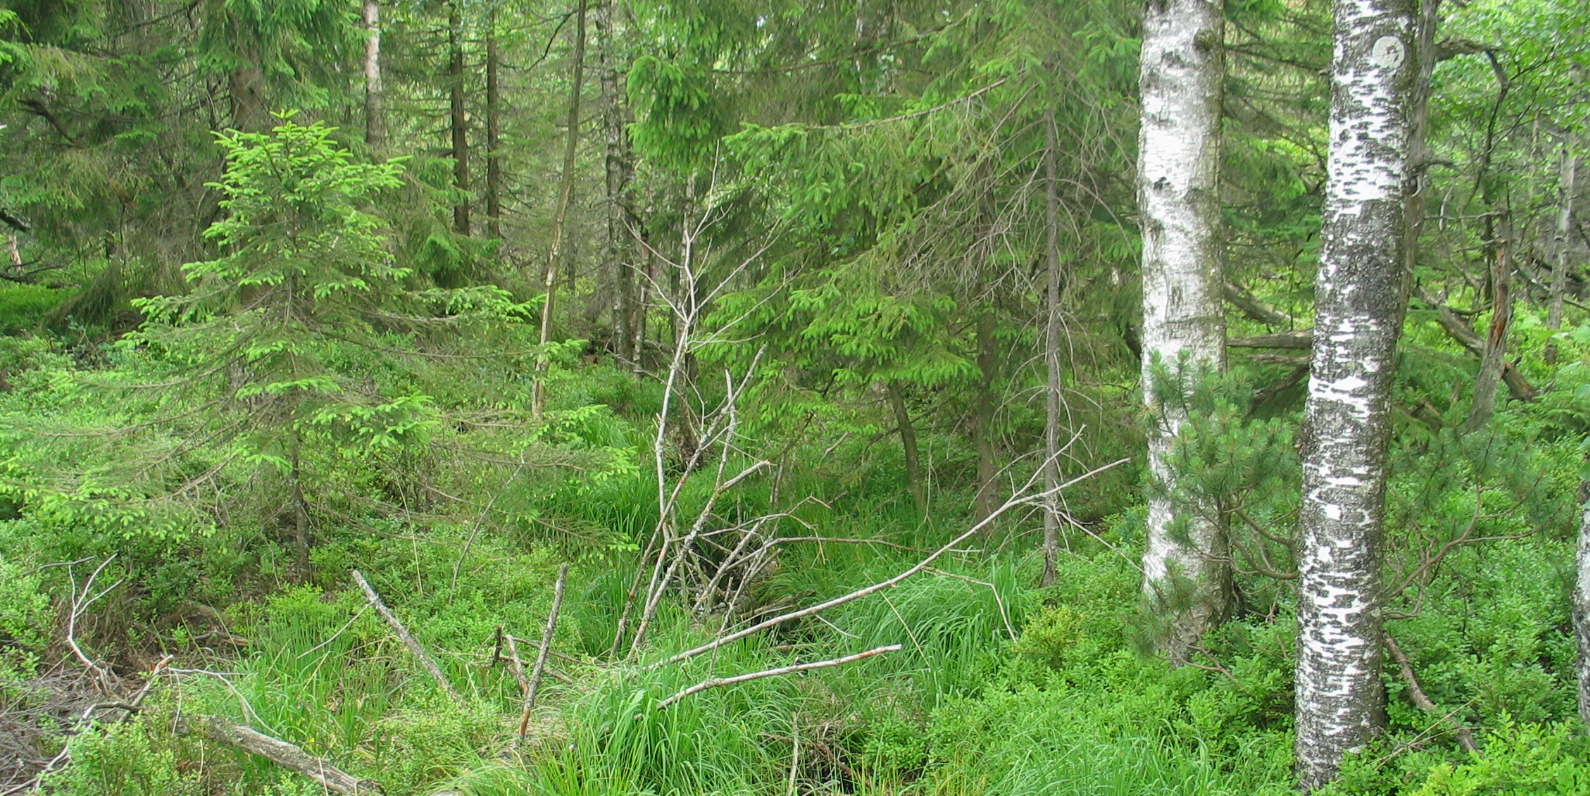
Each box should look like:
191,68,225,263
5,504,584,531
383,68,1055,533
290,434,310,580
597,0,639,365
1578,472,1590,726
1548,130,1578,366
971,310,1000,524
1404,0,1438,291
886,382,927,520
1042,109,1065,587
485,8,503,240
1296,0,1417,789
1137,0,1231,663
449,1,470,236
532,0,589,419
363,0,384,150
1465,238,1511,432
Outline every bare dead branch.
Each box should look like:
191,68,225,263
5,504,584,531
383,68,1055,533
352,569,461,703
1383,631,1478,752
517,563,570,746
183,715,380,794
656,645,902,709
650,458,1129,669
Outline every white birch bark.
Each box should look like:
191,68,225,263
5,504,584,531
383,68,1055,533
1138,0,1231,663
1296,0,1416,788
1577,493,1590,728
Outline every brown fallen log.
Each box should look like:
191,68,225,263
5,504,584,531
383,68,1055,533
184,715,381,795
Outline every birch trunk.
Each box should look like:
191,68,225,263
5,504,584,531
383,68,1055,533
1296,0,1416,788
363,0,384,150
1577,489,1590,727
1137,0,1231,663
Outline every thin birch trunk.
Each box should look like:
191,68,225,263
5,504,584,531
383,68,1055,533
1137,0,1231,663
1577,483,1590,727
1296,0,1417,788
532,0,589,419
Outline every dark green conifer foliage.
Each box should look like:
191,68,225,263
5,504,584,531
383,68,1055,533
127,116,511,573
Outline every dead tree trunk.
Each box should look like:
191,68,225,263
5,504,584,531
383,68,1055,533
532,0,589,419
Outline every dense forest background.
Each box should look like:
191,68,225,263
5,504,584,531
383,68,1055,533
2,0,1589,793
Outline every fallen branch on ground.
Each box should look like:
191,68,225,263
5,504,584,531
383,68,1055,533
1384,631,1478,752
352,569,461,703
182,715,381,795
656,645,902,710
649,458,1128,669
516,563,569,747
0,656,170,796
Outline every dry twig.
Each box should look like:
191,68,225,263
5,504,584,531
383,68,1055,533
516,563,569,746
650,458,1128,669
352,569,461,703
657,645,902,710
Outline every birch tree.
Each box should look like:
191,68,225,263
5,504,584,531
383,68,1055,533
1137,0,1232,663
1578,494,1590,727
1295,0,1416,788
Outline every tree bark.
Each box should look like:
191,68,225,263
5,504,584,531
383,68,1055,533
886,381,927,519
1548,127,1578,366
485,7,503,240
1296,0,1417,788
532,0,589,419
363,0,384,150
597,0,640,365
1137,0,1232,664
971,310,999,525
1041,108,1065,587
290,433,310,580
1577,485,1590,728
229,44,267,132
185,715,380,795
1464,241,1510,432
449,0,470,236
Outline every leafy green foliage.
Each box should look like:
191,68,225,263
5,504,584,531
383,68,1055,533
41,717,201,796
